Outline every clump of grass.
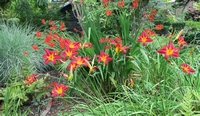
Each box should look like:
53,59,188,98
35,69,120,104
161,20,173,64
0,22,46,82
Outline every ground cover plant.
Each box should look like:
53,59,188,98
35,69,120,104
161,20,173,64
0,0,200,115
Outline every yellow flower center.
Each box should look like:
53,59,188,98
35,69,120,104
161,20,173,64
47,54,54,61
115,45,122,53
141,37,147,42
101,56,106,62
56,87,63,94
166,47,174,55
77,59,83,65
184,66,189,71
69,43,74,48
66,51,72,57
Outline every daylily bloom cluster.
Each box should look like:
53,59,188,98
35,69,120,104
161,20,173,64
136,29,195,75
31,5,195,97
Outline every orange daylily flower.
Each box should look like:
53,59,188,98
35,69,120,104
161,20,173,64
137,31,153,46
23,51,28,55
118,0,124,7
25,73,38,85
44,35,53,43
42,49,61,65
180,63,195,75
48,20,54,25
143,28,156,36
97,50,113,65
157,40,179,60
151,9,157,15
32,44,38,51
51,82,68,97
36,30,41,38
155,24,163,30
132,2,138,8
99,37,105,43
106,10,112,16
50,25,57,31
41,19,45,24
102,0,109,4
48,42,55,48
148,15,154,22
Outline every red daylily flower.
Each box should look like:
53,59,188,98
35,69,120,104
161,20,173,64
50,25,57,31
155,24,163,30
23,51,28,55
61,47,78,59
104,45,110,50
52,82,68,97
115,44,130,54
48,20,54,25
137,31,153,46
102,0,109,4
118,0,124,7
36,30,41,38
106,10,112,16
97,50,113,65
132,2,138,8
42,49,61,65
157,40,179,60
99,37,105,43
177,36,187,48
41,19,45,24
48,42,55,48
32,44,38,50
25,73,38,85
60,25,65,31
74,28,78,32
44,35,53,43
72,56,88,66
110,39,130,54
148,15,154,22
67,61,77,70
180,63,195,75
151,9,157,15
68,41,81,50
